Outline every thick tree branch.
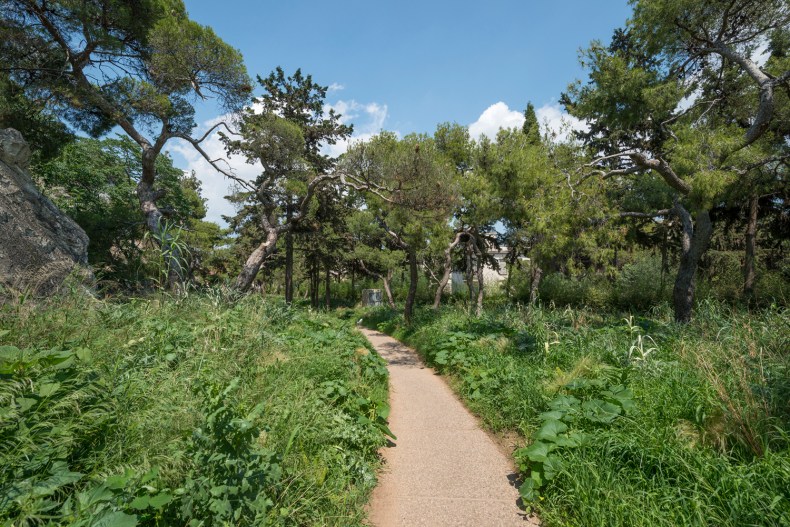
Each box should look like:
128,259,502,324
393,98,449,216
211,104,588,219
629,153,692,195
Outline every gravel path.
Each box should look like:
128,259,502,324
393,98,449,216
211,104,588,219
361,328,538,527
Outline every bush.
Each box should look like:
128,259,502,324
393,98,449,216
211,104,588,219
538,273,612,309
612,254,669,310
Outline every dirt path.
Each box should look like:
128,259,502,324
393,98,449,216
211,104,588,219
361,328,538,527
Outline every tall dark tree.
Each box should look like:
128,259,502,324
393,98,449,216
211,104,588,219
565,1,789,322
522,102,542,146
225,68,352,297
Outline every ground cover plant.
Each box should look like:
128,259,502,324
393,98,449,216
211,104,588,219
361,301,790,526
0,291,390,526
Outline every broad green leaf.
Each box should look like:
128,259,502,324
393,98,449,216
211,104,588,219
539,410,565,421
535,418,568,441
603,385,636,414
148,493,172,508
543,456,563,481
554,431,586,448
130,495,151,510
92,511,137,527
518,479,540,502
582,399,621,423
548,395,581,413
520,441,553,463
105,473,131,490
38,382,61,398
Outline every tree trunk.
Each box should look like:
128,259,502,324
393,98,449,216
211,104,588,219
672,202,713,324
325,260,331,309
529,263,543,305
475,243,485,317
743,195,758,299
382,270,396,309
311,261,320,308
235,228,279,292
350,266,355,303
404,248,418,324
308,261,315,307
284,204,294,304
465,242,474,308
138,152,184,290
660,222,669,290
433,231,464,309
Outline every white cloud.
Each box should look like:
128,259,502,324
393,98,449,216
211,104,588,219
534,103,588,141
468,101,587,142
468,102,525,141
328,83,345,92
321,99,390,158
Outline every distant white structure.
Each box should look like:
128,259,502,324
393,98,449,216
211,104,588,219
450,244,528,294
361,289,383,306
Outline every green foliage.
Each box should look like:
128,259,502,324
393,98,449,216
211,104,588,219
0,73,73,163
1,0,250,135
612,254,670,309
0,294,390,526
538,273,613,309
364,302,790,525
33,136,215,287
176,380,281,526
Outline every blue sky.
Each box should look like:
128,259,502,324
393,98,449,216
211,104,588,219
170,0,634,224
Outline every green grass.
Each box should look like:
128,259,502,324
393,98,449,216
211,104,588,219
1,291,390,526
361,300,790,526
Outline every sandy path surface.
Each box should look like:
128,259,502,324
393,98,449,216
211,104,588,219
361,328,538,527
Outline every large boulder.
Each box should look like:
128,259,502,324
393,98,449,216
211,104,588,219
0,128,93,295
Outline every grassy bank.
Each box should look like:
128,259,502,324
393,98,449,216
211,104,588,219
1,292,390,526
362,301,790,526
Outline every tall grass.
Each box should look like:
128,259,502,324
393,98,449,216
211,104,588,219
362,301,790,526
0,291,389,526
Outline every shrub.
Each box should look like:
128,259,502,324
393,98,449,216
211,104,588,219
538,273,612,309
612,254,669,310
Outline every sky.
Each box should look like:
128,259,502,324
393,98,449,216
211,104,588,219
169,0,634,224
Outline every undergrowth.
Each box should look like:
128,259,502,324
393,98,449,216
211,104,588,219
362,301,790,527
0,292,390,526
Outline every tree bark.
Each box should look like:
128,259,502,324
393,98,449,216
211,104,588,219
350,266,355,303
311,260,320,308
433,231,464,309
465,242,475,308
284,204,294,304
672,202,713,324
660,222,669,290
325,260,331,309
138,152,184,290
404,248,418,324
382,270,396,309
743,195,759,299
235,228,279,292
529,263,543,305
475,241,485,317
505,256,513,300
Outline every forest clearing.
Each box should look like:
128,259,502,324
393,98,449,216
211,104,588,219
1,0,789,525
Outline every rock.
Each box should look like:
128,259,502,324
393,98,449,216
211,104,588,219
0,128,31,168
0,128,93,296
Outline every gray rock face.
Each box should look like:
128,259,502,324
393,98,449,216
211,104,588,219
0,128,93,295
